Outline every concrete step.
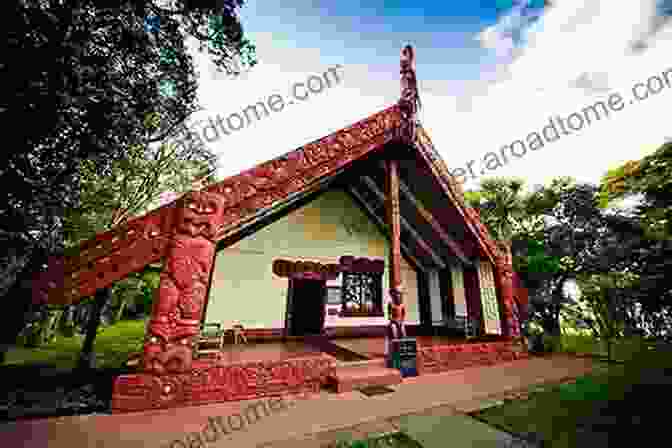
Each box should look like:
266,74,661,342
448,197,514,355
329,362,402,393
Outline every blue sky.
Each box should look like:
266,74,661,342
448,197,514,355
239,0,507,90
168,0,671,199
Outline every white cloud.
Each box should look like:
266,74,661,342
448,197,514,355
176,1,670,197
425,0,672,192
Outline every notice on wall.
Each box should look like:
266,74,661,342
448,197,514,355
478,261,502,335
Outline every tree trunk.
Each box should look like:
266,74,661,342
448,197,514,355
115,298,127,323
77,287,111,371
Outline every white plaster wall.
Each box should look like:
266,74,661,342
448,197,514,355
205,189,420,329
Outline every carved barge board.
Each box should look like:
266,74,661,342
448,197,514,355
414,126,499,264
32,106,403,306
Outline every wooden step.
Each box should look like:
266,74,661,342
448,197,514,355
329,362,402,393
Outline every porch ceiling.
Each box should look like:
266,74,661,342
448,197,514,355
342,152,480,271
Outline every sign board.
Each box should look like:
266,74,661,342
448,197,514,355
388,338,418,377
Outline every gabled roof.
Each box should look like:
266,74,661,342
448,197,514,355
32,48,501,306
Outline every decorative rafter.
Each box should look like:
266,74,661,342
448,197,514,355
361,176,446,268
390,164,471,265
347,186,427,271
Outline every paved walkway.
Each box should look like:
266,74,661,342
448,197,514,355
0,355,597,448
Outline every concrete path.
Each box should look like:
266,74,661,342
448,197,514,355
0,355,596,448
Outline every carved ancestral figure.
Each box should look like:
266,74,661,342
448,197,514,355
386,285,407,339
143,191,226,374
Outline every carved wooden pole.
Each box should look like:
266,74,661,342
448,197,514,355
386,159,402,297
494,242,519,338
142,191,225,374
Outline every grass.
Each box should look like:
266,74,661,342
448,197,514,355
475,338,672,448
331,432,424,448
4,319,146,370
558,333,661,361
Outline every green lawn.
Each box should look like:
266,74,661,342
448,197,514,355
475,338,672,448
5,319,146,370
558,333,658,361
331,432,424,448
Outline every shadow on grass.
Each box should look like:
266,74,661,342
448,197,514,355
1,319,146,421
473,345,672,448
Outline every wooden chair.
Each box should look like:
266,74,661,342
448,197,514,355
195,323,225,357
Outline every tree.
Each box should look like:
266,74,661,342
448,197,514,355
62,116,219,368
599,142,672,339
464,177,554,336
1,0,255,362
572,272,640,361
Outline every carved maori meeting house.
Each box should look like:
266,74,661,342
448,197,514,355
32,46,529,413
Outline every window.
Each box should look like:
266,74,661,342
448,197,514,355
340,272,383,317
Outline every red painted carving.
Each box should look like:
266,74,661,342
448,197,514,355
112,355,335,413
494,243,520,338
417,341,523,374
464,208,499,260
399,45,419,143
143,191,226,374
386,159,402,294
338,256,385,274
32,204,174,306
272,259,340,279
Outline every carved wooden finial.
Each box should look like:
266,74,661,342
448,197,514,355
400,45,420,112
399,45,420,143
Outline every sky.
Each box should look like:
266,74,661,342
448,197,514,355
175,0,671,194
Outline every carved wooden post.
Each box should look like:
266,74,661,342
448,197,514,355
494,242,519,338
386,159,402,296
142,191,226,374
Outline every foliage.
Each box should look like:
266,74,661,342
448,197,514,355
6,319,146,370
1,1,255,355
64,139,217,247
465,177,571,339
464,177,544,243
574,272,638,360
16,307,63,348
597,141,672,338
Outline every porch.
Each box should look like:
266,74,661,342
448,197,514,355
111,333,527,413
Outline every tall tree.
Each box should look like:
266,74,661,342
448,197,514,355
574,271,638,360
599,141,672,338
1,0,255,362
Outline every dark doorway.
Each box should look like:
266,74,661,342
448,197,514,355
288,279,326,336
